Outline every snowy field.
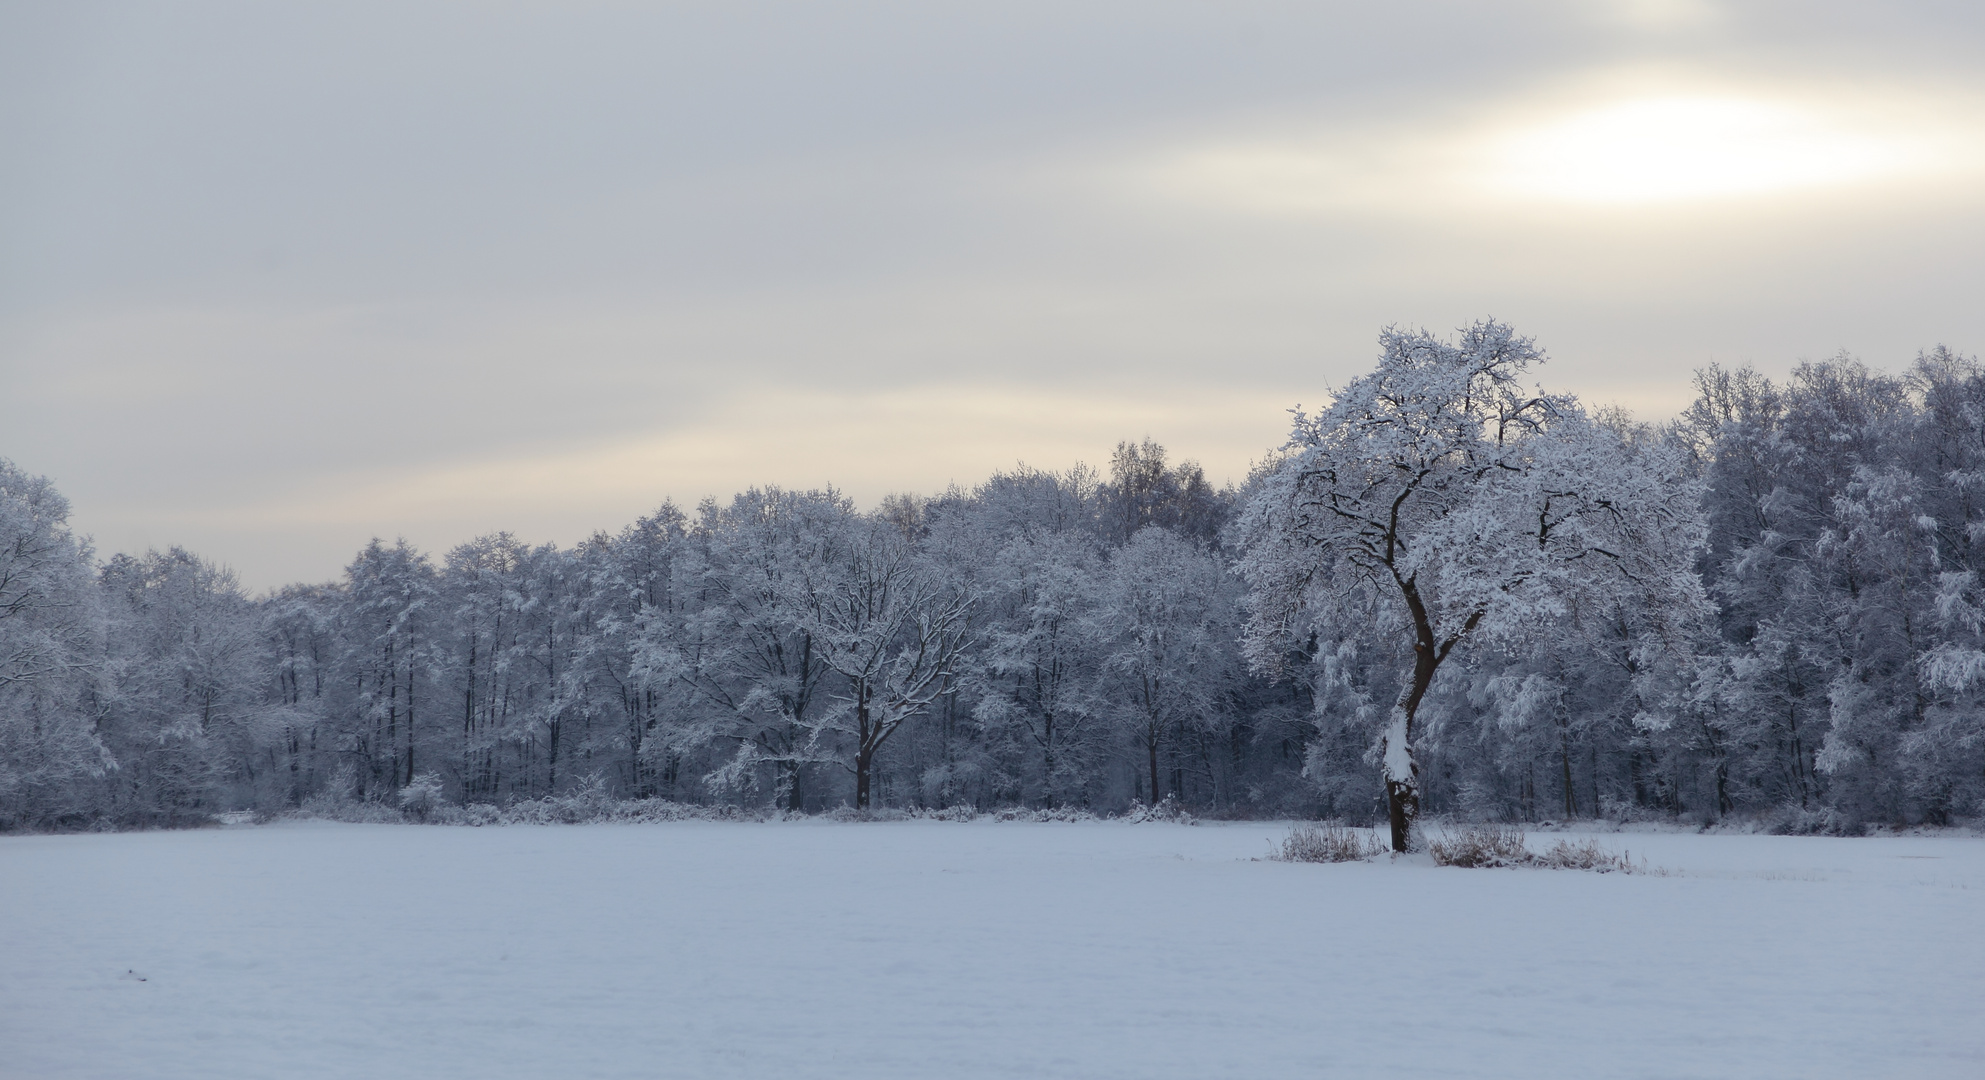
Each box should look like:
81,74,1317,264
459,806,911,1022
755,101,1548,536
3,821,1981,1079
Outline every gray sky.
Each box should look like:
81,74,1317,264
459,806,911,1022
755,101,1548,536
5,0,1983,589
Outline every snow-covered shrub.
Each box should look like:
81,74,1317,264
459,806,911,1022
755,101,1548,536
823,805,911,822
448,796,764,826
1122,796,1195,825
991,805,1099,823
1536,837,1630,872
911,804,978,822
1428,827,1643,872
437,802,504,826
292,794,407,824
1428,825,1533,868
1274,822,1377,863
1765,806,1867,836
397,774,447,821
1597,796,1666,825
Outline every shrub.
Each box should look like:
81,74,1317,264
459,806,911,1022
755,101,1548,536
991,805,1098,823
1427,825,1533,868
912,804,979,822
1274,822,1378,863
823,805,910,822
1765,807,1867,836
1427,826,1647,873
1122,796,1196,825
1537,837,1631,872
297,792,408,824
397,773,447,822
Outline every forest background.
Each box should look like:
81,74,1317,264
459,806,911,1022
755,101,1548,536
3,342,1983,833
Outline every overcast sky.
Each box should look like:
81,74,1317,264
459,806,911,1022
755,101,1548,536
5,0,1983,589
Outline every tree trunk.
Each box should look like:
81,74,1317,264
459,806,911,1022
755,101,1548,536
1787,703,1810,809
547,718,560,794
855,690,874,810
1385,638,1442,852
1041,711,1055,809
405,642,417,787
772,756,802,812
1384,752,1419,853
1561,730,1576,818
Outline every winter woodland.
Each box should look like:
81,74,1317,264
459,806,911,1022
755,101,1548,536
4,321,1982,836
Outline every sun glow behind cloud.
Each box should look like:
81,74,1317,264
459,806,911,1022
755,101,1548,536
1141,83,1979,217
1481,96,1935,204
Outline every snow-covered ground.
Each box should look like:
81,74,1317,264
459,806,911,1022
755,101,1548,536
3,821,1980,1079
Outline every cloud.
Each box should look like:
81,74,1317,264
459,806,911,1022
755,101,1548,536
1598,0,1726,31
1482,93,1971,205
101,381,1288,587
8,2,1985,589
1130,74,1985,218
206,384,1280,518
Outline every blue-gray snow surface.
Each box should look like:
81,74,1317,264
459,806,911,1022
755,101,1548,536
2,821,1980,1078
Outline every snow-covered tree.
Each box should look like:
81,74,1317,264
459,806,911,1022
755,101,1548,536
1092,526,1237,806
973,528,1103,807
97,549,269,821
586,504,695,799
263,583,337,807
911,465,1106,810
0,460,107,828
335,539,440,800
1236,321,1709,849
803,513,974,809
1101,438,1227,545
437,533,529,802
654,488,850,809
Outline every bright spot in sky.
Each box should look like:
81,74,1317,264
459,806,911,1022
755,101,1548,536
1137,91,1966,220
1483,96,1930,204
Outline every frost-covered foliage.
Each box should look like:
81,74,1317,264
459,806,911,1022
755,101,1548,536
1121,795,1197,825
398,773,446,821
0,461,107,829
1669,350,1985,826
1274,822,1379,862
1425,826,1637,872
1234,321,1711,848
1427,825,1534,868
1,326,1981,831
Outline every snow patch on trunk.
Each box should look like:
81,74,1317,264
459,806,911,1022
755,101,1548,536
1383,708,1416,784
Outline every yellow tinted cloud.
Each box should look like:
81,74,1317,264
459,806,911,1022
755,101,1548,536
199,383,1293,534
1136,77,1982,216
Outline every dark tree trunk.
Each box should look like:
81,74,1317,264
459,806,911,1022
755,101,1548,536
1561,729,1577,818
854,687,875,810
1385,580,1479,853
855,743,872,809
547,718,560,795
405,666,416,787
1385,638,1440,852
1385,777,1416,853
1041,711,1055,809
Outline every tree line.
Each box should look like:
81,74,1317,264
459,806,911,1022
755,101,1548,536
2,324,1981,832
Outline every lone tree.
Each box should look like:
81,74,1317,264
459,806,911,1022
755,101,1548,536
1235,321,1707,851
